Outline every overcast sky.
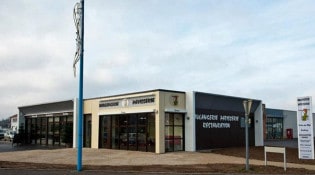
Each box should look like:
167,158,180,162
1,0,315,120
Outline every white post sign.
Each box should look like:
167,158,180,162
297,96,314,159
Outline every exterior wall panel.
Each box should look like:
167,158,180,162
283,110,297,139
194,92,262,150
185,91,195,151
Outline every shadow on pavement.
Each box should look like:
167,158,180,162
0,141,66,153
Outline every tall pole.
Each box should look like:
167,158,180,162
77,0,84,172
243,100,252,171
245,111,249,171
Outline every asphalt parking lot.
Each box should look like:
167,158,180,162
0,140,14,152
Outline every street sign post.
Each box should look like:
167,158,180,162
243,99,252,171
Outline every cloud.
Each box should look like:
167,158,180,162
1,0,315,119
0,1,76,118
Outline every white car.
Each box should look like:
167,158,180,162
4,130,16,141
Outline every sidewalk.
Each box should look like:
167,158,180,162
0,146,314,171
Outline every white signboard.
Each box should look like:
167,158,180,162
297,96,314,159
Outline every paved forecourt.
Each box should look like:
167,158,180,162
0,144,314,171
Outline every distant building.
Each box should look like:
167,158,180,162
9,114,18,131
0,117,10,129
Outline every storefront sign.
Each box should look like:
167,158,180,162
169,95,179,106
297,96,314,159
99,95,155,108
130,96,155,106
99,100,120,108
196,114,240,129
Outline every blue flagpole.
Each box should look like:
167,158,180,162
77,0,84,172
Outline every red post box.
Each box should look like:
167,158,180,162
286,128,293,139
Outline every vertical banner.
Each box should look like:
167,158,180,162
297,96,314,159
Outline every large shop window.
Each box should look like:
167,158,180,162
25,115,73,146
99,113,155,152
266,117,283,140
165,113,184,152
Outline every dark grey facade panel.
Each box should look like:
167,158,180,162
195,92,261,113
195,108,255,150
18,100,74,116
194,92,259,150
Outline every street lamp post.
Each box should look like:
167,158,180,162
73,0,84,172
243,99,252,171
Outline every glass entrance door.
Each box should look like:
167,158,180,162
84,114,92,148
165,113,184,152
100,116,111,148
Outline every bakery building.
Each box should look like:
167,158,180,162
82,89,186,153
18,89,264,153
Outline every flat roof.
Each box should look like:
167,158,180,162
194,91,262,113
265,108,296,113
18,99,74,116
18,99,74,109
86,89,186,100
194,91,262,102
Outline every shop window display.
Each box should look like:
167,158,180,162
99,113,155,152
